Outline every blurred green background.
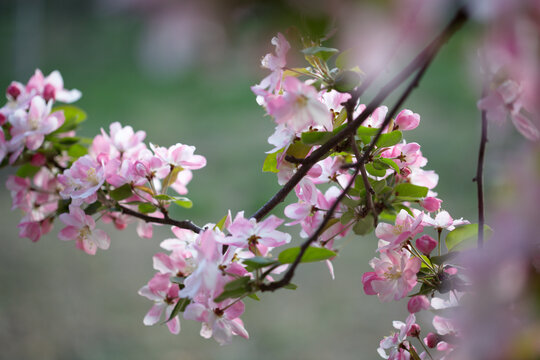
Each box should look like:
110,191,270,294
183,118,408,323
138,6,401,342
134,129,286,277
0,1,501,359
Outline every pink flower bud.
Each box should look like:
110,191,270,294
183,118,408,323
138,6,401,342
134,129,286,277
407,323,421,337
134,161,150,178
420,196,442,212
43,84,56,102
7,82,22,100
0,112,6,125
395,109,420,130
407,295,430,313
416,235,437,255
424,332,439,348
30,153,47,166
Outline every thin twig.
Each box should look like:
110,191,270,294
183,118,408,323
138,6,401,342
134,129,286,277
475,88,488,248
117,204,203,234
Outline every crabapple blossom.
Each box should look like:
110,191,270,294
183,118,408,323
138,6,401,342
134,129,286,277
375,209,424,251
419,196,442,212
138,273,181,334
407,295,430,313
150,142,207,170
363,249,421,302
394,109,420,131
377,314,417,359
423,210,469,231
221,212,291,255
9,96,65,152
183,298,249,345
415,235,437,255
25,69,81,103
58,155,106,204
265,76,332,132
251,32,290,97
58,205,110,255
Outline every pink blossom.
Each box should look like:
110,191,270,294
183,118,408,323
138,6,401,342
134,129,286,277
381,142,422,169
423,210,469,231
424,332,439,348
183,298,249,345
266,77,332,132
222,212,291,255
179,229,225,300
407,295,430,313
90,122,147,161
394,109,420,131
375,209,424,251
58,205,110,255
366,249,421,302
415,235,437,255
251,32,290,97
9,96,65,151
419,196,442,212
138,273,181,334
25,69,81,103
58,155,106,204
151,143,207,170
18,218,53,243
377,314,417,359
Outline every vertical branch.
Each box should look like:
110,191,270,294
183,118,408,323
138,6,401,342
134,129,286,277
475,91,488,248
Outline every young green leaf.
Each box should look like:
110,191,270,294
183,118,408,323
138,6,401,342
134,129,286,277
353,215,374,235
375,130,403,148
394,183,428,198
174,197,193,209
262,152,279,173
278,246,336,264
301,46,339,61
138,203,157,214
242,257,279,270
446,224,493,251
110,184,133,201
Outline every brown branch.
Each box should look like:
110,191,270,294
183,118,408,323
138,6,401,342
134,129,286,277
117,204,203,234
475,89,488,248
251,7,467,222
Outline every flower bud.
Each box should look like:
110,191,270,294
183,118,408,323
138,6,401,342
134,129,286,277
30,153,47,167
43,84,56,102
407,324,421,337
424,332,439,348
395,109,420,131
407,295,430,313
7,82,22,100
0,112,6,125
416,235,437,255
420,196,442,212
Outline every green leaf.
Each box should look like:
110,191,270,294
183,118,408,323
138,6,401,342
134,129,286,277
278,246,336,264
51,105,87,134
378,158,400,173
357,126,379,137
353,215,374,235
334,108,348,127
214,277,251,303
284,283,298,290
446,223,493,251
153,194,173,201
335,49,353,70
247,293,260,301
301,46,339,61
286,141,311,159
67,144,88,159
375,130,403,148
301,131,333,145
333,71,361,92
84,201,103,215
365,163,386,177
214,213,228,231
110,184,133,201
394,183,428,198
138,203,157,214
369,179,386,194
167,298,190,322
242,257,279,270
174,197,193,209
262,152,279,173
431,252,459,265
340,209,355,225
16,164,40,178
378,210,396,223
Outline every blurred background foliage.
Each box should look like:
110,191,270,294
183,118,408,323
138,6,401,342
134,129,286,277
0,0,508,359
